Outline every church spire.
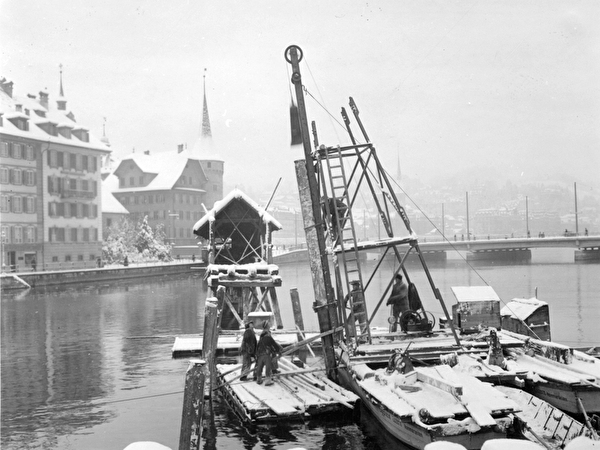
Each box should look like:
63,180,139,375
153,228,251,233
201,68,212,138
57,63,67,111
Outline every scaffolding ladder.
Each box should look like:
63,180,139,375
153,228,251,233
324,146,371,343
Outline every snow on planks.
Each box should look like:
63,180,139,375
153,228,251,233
216,357,358,422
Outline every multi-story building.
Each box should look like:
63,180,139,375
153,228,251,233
1,74,110,272
105,74,223,257
109,148,223,256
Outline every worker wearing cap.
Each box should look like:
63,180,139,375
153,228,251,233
386,273,409,332
239,320,257,381
254,321,283,386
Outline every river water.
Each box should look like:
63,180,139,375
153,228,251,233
1,249,598,450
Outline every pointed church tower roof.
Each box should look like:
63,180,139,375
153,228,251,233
57,63,68,111
191,68,222,160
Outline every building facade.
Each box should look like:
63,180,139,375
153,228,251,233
1,76,110,272
109,149,223,256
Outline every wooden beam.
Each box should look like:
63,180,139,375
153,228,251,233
178,359,206,450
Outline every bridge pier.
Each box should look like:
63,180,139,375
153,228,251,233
380,249,446,264
574,247,600,262
467,248,531,263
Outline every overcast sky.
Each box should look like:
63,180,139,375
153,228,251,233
2,0,599,193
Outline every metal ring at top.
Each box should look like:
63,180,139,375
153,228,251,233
284,45,303,64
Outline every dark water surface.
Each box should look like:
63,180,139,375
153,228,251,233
2,248,598,449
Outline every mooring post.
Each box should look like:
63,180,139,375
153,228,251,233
269,286,284,329
178,359,206,450
202,298,219,388
290,288,305,341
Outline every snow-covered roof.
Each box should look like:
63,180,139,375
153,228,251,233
102,174,130,215
0,89,110,152
451,286,501,303
500,297,548,320
113,150,207,193
193,188,283,232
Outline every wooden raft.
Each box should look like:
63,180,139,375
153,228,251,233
215,357,358,422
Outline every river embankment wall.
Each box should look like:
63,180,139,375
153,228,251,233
1,262,206,291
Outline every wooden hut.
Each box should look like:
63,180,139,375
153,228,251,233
500,297,551,341
193,189,284,330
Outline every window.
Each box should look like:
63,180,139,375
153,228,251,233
186,211,191,220
57,228,65,242
89,254,96,261
57,151,64,168
12,196,22,213
91,156,97,172
70,203,77,217
82,204,89,218
12,168,22,185
82,155,88,171
129,177,134,186
52,256,58,262
92,204,97,218
106,218,112,228
186,195,190,204
24,170,36,186
149,195,153,204
12,143,22,159
83,228,90,242
0,168,8,184
65,255,71,262
1,226,10,243
49,150,57,167
26,197,35,213
49,227,57,242
70,153,77,170
119,178,124,188
139,175,144,185
26,145,34,160
78,255,84,261
13,226,22,243
0,142,8,157
69,178,77,190
1,195,8,212
207,162,212,168
92,228,98,241
71,228,78,242
134,196,139,205
26,226,36,243
82,179,89,192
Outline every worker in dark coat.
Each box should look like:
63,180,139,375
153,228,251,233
254,321,283,386
239,320,257,381
386,273,409,332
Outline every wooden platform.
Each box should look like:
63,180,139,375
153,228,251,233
172,330,318,357
216,357,358,422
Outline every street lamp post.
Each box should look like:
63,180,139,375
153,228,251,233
526,196,529,238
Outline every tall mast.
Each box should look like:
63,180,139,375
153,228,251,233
286,45,339,377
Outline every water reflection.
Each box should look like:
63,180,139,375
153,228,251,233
1,257,597,449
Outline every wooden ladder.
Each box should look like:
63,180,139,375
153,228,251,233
324,146,371,343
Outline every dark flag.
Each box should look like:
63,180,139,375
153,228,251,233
290,101,302,146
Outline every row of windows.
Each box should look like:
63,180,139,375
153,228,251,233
1,195,37,214
127,210,202,221
49,227,99,243
1,225,37,244
163,227,194,238
0,141,35,160
0,167,37,186
52,254,97,263
48,150,98,173
48,202,98,219
118,193,203,206
48,176,97,198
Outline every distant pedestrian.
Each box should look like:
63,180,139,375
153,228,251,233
585,228,589,236
239,320,257,381
386,274,409,332
31,257,37,272
254,321,282,386
123,256,129,267
564,229,568,236
191,254,196,262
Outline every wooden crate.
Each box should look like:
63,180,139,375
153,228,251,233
452,299,501,333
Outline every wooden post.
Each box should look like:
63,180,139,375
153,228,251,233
295,159,338,377
202,298,219,388
290,288,305,341
269,286,284,329
215,286,225,329
178,359,206,450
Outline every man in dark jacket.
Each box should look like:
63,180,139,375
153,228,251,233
254,321,283,386
386,273,409,332
239,320,257,381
